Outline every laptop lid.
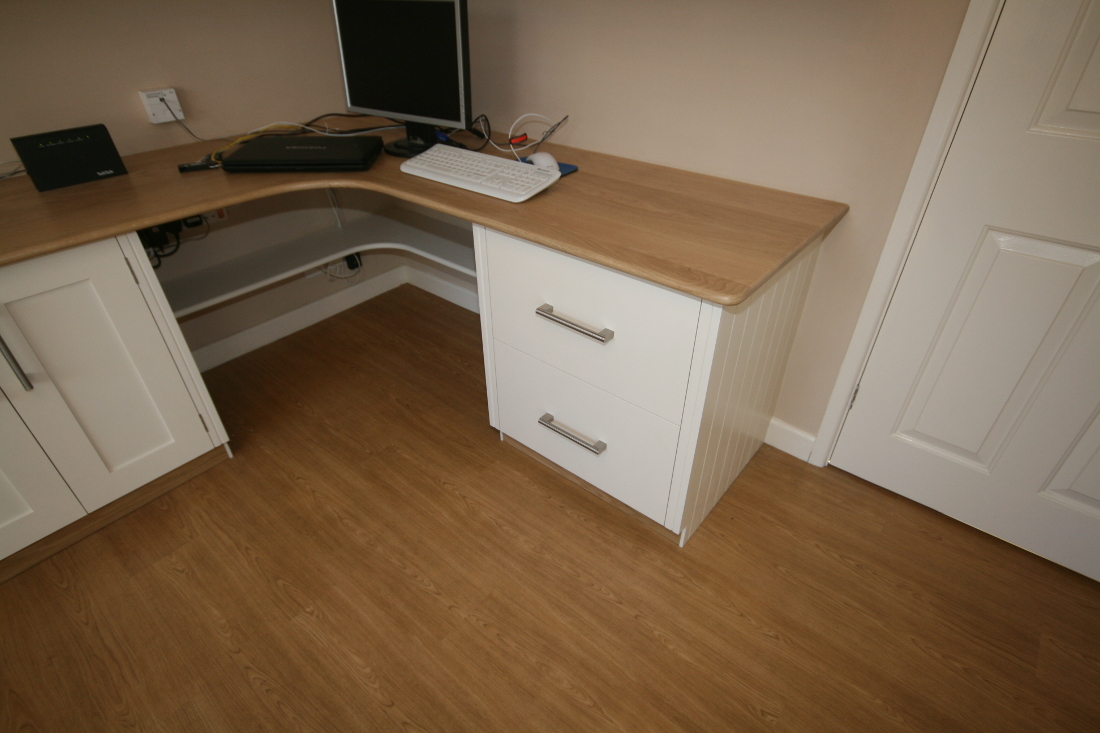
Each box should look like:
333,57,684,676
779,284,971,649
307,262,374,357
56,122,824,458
221,135,383,172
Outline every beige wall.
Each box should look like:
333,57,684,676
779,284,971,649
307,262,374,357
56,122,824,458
468,0,970,440
0,0,347,160
1,0,969,442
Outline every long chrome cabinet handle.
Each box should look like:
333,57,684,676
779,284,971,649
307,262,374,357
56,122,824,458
0,334,33,391
535,304,614,343
538,413,607,455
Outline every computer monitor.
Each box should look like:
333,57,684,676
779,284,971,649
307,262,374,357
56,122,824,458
332,0,472,158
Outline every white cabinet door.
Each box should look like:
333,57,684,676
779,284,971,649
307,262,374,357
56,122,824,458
832,0,1100,580
0,393,86,559
0,239,213,513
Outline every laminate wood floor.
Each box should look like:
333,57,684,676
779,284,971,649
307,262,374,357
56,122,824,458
3,285,1098,732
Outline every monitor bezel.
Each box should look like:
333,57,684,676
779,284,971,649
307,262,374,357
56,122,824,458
332,0,472,131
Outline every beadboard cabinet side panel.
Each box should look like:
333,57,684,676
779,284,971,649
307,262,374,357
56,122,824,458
679,243,821,542
663,301,722,533
118,232,228,446
473,225,500,428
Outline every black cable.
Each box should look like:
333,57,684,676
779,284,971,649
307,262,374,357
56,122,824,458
336,124,403,134
179,219,211,243
153,234,180,258
529,115,568,155
160,97,223,142
210,122,403,165
302,111,371,127
451,114,490,151
300,113,405,137
200,112,404,168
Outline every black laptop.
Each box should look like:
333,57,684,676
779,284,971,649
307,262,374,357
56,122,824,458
221,135,383,172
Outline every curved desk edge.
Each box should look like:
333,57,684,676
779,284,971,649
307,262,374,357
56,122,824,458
0,137,849,306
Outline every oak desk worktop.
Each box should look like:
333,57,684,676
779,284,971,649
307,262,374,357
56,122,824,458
0,133,847,305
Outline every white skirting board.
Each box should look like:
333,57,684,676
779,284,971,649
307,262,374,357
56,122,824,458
764,417,816,462
189,264,478,372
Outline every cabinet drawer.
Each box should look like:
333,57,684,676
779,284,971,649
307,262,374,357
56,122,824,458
494,341,680,524
486,230,700,425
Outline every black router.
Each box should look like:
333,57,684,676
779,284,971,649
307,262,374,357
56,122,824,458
10,124,127,192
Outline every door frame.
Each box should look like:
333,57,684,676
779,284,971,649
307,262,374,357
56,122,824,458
811,0,1009,467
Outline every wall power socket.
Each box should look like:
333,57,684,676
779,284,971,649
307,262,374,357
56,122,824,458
139,89,184,124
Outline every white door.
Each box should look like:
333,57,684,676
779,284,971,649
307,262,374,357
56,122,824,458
832,0,1100,580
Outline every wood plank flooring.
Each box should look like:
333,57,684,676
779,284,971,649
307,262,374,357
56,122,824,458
2,284,1098,732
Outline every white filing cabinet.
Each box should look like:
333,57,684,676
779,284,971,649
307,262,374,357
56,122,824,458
475,227,821,542
0,237,220,530
484,228,699,522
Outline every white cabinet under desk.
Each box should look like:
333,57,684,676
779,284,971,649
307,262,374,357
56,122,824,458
0,237,223,513
475,226,823,543
0,235,228,573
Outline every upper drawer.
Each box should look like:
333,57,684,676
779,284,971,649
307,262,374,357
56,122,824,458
484,229,701,425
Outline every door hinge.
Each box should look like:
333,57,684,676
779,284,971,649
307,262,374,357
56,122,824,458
198,413,209,432
124,257,140,286
848,383,860,411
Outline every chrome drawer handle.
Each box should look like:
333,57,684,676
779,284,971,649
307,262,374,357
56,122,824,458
535,304,614,343
0,334,33,391
539,413,607,455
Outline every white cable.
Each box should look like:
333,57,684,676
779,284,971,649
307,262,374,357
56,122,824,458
326,188,343,229
508,113,553,141
320,257,361,283
0,160,25,180
489,113,568,159
492,113,554,158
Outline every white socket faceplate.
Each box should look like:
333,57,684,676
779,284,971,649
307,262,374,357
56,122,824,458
140,89,184,124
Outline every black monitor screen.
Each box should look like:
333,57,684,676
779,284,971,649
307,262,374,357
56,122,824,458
334,0,469,128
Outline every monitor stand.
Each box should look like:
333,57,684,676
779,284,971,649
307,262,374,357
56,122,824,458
384,122,437,158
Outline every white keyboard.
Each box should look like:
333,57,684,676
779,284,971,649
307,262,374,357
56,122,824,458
400,145,561,203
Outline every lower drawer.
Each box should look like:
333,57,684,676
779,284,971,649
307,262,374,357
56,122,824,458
494,341,681,524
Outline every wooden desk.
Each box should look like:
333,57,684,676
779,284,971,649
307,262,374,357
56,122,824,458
0,134,846,306
0,131,847,570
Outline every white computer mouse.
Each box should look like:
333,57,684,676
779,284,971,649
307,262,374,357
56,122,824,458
527,152,559,171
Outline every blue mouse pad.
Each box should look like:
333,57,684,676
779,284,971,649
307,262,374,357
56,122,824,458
520,157,578,175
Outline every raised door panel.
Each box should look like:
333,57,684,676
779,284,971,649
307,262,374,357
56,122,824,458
898,229,1100,468
0,394,86,559
1032,0,1100,138
0,239,213,512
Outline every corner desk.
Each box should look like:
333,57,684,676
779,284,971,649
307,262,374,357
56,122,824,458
0,130,847,579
